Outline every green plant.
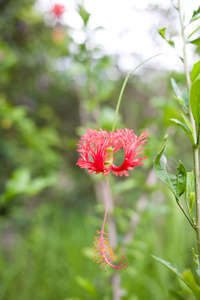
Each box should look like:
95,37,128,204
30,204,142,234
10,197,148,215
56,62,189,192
154,1,200,298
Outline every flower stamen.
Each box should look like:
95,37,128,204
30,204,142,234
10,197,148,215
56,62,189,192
104,147,114,168
92,230,129,271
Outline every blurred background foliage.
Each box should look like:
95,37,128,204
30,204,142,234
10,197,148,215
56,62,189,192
0,0,197,299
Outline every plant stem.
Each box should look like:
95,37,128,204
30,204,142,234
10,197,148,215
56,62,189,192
94,179,121,300
111,53,164,132
106,179,121,300
176,198,195,230
178,0,200,258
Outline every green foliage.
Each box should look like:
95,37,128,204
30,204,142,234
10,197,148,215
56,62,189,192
191,61,200,82
190,6,200,23
183,270,200,298
0,96,61,203
186,171,195,219
171,77,188,111
152,256,200,299
190,77,200,127
76,276,97,298
155,2,200,298
0,0,199,299
188,6,200,44
154,144,187,200
190,38,200,46
158,27,175,48
170,115,194,145
78,5,90,26
190,62,200,127
1,168,56,204
0,190,196,300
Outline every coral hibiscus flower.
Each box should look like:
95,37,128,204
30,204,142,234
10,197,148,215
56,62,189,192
77,128,148,176
77,128,148,271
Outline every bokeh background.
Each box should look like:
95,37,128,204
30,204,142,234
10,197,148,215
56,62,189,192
0,0,199,299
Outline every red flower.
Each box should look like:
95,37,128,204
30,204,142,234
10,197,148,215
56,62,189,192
77,128,148,270
77,128,148,176
51,4,66,18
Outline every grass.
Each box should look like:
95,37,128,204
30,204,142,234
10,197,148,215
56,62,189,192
0,187,196,300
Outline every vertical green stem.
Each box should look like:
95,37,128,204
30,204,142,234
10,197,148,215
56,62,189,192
178,0,200,258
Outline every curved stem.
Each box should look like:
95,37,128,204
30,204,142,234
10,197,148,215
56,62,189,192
111,53,165,132
99,176,129,270
99,177,115,267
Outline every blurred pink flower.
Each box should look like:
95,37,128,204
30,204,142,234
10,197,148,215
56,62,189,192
51,4,66,18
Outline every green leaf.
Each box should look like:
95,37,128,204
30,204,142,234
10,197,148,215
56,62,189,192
170,117,194,145
158,27,175,48
186,171,195,198
192,6,200,17
76,276,97,298
190,78,200,126
182,270,200,298
158,27,166,39
174,162,187,197
28,175,57,195
152,256,200,298
1,168,57,203
1,169,31,202
168,290,186,300
189,26,200,38
168,40,175,47
191,61,200,82
171,78,184,101
154,145,187,199
152,256,189,286
171,78,188,112
189,37,200,46
190,6,200,23
78,5,90,26
181,114,194,135
186,171,195,213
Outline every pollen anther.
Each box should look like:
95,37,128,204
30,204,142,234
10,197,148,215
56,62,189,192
92,230,129,271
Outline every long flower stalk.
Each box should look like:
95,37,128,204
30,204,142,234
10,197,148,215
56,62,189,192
178,0,200,258
92,177,129,270
112,53,164,132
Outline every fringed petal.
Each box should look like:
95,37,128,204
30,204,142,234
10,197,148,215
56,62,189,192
77,128,148,176
111,129,149,176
